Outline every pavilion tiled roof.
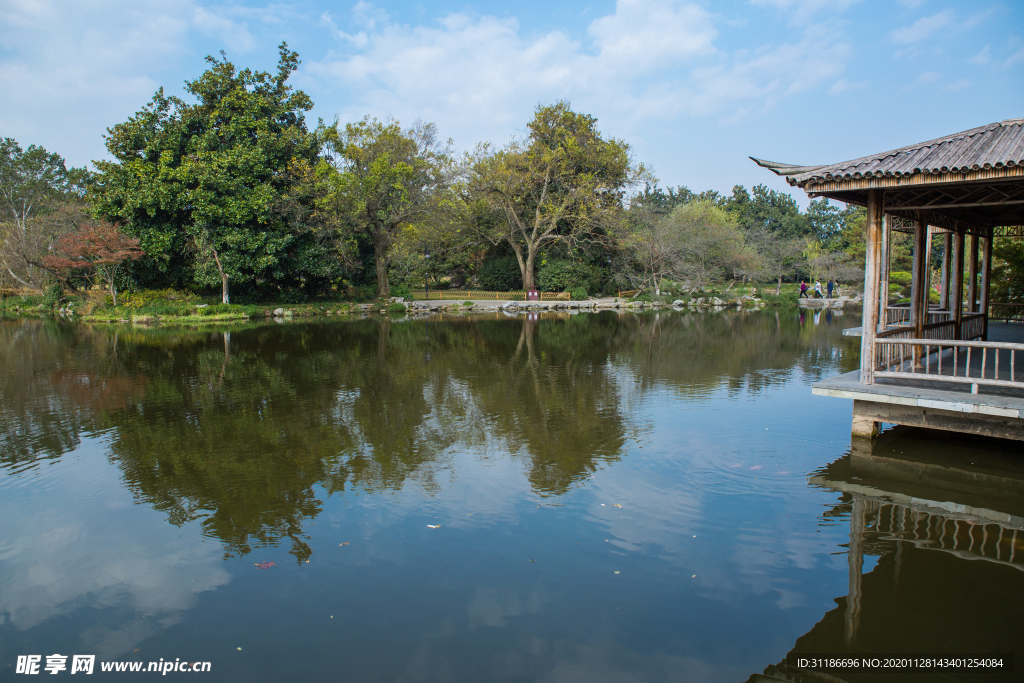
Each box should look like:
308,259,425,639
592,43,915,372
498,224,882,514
753,118,1024,187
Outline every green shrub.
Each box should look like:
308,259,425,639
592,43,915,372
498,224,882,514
387,302,407,313
463,301,474,306
537,259,600,294
570,287,588,301
478,256,522,291
889,271,912,287
123,288,199,309
349,285,376,302
762,291,799,308
391,283,411,299
42,283,66,309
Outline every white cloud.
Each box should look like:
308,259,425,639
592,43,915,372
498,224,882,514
748,0,861,25
829,78,868,94
943,78,971,91
1003,46,1024,70
889,9,954,44
192,6,256,53
969,45,991,65
918,71,941,83
588,0,717,70
305,0,850,149
0,0,194,165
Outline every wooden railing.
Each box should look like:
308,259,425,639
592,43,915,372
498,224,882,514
991,303,1024,322
876,313,983,341
409,290,571,301
874,338,1024,391
886,306,910,326
884,305,953,327
618,290,639,298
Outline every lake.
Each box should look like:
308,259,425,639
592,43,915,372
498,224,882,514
1,310,1021,682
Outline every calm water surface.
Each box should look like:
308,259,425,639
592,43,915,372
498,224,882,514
1,310,1021,682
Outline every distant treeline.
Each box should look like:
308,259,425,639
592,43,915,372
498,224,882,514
3,43,939,304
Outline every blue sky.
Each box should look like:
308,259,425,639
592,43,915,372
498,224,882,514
1,0,1021,203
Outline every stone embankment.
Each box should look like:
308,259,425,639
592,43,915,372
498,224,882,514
796,295,862,310
404,295,768,314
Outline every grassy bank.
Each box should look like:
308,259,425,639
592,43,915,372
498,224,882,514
0,289,392,324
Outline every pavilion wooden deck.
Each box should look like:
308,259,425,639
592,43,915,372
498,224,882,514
755,118,1024,442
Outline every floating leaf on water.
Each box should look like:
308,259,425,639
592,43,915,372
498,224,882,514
339,542,350,546
427,525,441,529
254,561,276,569
614,504,622,508
614,571,620,574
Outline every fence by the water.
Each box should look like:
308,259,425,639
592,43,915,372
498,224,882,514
409,290,571,301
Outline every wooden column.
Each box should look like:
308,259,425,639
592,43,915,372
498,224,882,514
860,190,884,384
910,214,928,334
951,229,965,340
982,231,993,340
879,214,890,328
968,232,980,313
924,225,934,311
940,233,951,310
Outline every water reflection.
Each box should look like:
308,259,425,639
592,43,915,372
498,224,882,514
748,430,1024,682
0,311,854,564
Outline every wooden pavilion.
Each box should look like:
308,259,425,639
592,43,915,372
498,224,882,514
753,118,1024,440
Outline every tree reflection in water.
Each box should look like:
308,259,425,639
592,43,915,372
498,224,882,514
0,310,856,563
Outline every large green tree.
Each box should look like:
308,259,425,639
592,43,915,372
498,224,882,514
470,102,641,290
726,184,810,238
319,117,454,299
92,44,328,301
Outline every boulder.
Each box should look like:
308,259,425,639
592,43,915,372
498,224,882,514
273,307,285,316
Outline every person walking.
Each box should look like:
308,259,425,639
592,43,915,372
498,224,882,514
799,281,809,298
827,279,834,299
814,280,823,299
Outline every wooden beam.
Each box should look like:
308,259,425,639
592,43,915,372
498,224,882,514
885,199,1024,211
860,190,883,384
852,399,1024,441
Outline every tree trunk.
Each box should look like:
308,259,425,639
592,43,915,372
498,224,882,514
776,276,782,295
524,245,537,291
211,247,229,304
110,280,118,307
374,238,390,299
